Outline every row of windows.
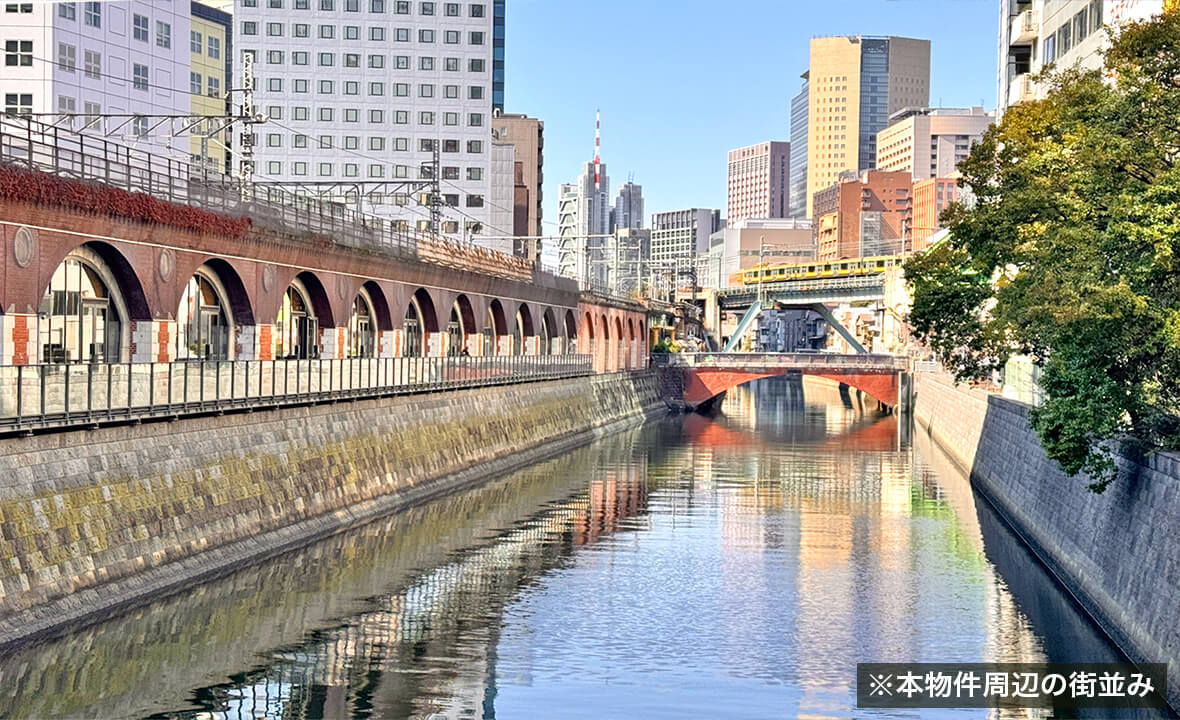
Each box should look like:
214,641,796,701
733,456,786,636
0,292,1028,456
241,0,485,17
241,23,484,46
263,158,484,189
260,77,484,100
254,133,484,155
190,31,223,59
245,49,485,73
1042,0,1103,64
254,104,485,127
52,44,179,94
189,73,222,97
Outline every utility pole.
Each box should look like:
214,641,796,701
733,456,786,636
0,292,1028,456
429,140,442,239
238,51,258,202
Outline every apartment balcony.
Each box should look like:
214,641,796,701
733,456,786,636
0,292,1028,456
1007,74,1037,107
1009,9,1038,45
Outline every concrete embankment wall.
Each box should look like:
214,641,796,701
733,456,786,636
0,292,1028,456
914,372,1180,711
0,371,663,648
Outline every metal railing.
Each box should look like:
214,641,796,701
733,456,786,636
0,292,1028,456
0,116,536,281
0,354,593,435
653,351,909,371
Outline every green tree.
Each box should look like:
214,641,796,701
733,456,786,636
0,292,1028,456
905,10,1180,491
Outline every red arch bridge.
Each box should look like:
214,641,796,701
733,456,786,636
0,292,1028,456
657,352,912,411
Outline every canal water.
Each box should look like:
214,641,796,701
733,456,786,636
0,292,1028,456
0,377,1168,719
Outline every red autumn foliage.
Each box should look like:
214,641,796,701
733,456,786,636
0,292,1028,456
0,163,252,239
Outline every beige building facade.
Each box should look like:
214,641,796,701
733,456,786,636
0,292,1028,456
875,106,993,180
491,112,545,260
726,141,790,222
805,35,930,217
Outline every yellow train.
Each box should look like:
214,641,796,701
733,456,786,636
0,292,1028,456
735,255,903,286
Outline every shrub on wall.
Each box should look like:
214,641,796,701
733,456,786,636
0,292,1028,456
0,164,251,239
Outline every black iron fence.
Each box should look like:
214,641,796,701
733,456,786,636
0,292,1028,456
0,354,593,435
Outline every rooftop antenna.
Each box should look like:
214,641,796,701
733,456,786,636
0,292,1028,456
593,108,601,191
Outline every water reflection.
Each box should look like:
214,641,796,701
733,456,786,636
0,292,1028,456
0,377,1168,719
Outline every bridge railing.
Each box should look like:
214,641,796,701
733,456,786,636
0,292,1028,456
654,352,909,371
0,354,593,436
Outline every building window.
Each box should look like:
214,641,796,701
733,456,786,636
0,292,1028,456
208,37,221,59
369,81,384,95
59,2,75,20
442,166,459,180
466,194,484,208
57,95,75,116
468,85,483,100
419,83,433,98
445,57,459,71
419,111,434,124
190,72,202,94
466,167,482,181
318,135,332,148
419,138,435,152
132,63,149,90
368,164,384,177
420,1,433,14
345,0,359,10
343,163,358,177
345,25,360,40
84,50,101,79
469,58,484,72
156,21,171,49
133,14,149,42
191,31,203,53
319,108,333,121
369,54,385,68
267,77,283,91
394,110,408,124
267,22,283,36
443,84,458,98
345,53,359,67
267,161,282,175
267,50,284,64
370,27,385,41
467,140,482,153
321,0,334,9
419,29,434,43
207,77,221,98
469,31,484,45
318,163,332,176
320,25,335,39
420,56,434,70
319,53,335,66
269,0,283,6
318,80,334,94
3,93,32,115
371,0,385,10
445,2,458,15
442,139,458,152
443,112,458,126
294,23,309,37
294,133,308,146
470,3,484,17
394,83,408,96
4,40,32,68
267,133,282,147
344,108,358,122
342,80,357,94
293,52,309,65
467,112,482,127
395,0,409,12
83,1,100,27
394,165,408,178
294,78,309,92
395,55,410,69
395,28,409,42
242,21,258,35
294,107,309,120
294,162,307,176
445,30,459,44
267,105,283,120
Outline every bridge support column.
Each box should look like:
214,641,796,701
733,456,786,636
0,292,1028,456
426,331,445,357
130,320,175,363
0,313,35,365
318,327,346,359
810,303,866,354
496,335,512,356
464,332,483,357
234,324,277,361
377,330,395,358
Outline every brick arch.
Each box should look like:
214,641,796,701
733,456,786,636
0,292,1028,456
294,271,335,328
41,240,152,322
564,309,577,343
361,280,393,331
613,316,625,370
487,298,508,335
598,314,609,372
682,368,900,409
406,287,440,334
173,258,255,327
541,307,557,354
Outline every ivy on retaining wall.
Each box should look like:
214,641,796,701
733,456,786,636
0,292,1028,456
0,164,251,239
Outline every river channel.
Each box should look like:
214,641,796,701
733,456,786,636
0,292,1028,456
0,377,1166,719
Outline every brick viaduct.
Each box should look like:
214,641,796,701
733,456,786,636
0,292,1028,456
0,176,648,374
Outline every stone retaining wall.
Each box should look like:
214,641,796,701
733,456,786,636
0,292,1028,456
914,372,1180,711
0,371,663,648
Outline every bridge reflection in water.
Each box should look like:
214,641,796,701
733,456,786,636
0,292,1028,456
0,378,1161,720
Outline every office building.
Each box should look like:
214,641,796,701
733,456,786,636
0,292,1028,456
911,176,958,251
487,140,515,252
805,35,930,216
727,141,790,222
1,1,192,157
875,106,993,180
998,0,1166,114
232,0,499,240
557,160,611,286
650,208,721,267
604,227,650,295
613,181,644,230
813,169,912,260
789,73,809,217
190,2,232,173
491,110,544,259
718,217,814,286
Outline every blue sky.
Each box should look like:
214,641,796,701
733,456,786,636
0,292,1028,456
503,0,999,229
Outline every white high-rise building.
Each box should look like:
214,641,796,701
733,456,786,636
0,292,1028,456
233,0,498,241
998,0,1167,114
0,1,192,157
875,106,994,180
727,141,789,223
650,208,721,267
556,160,611,287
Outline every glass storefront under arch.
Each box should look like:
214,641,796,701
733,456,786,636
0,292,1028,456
175,273,230,361
277,284,319,359
348,293,375,358
403,300,424,357
38,254,122,363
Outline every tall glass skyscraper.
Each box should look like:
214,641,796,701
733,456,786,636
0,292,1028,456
789,72,809,218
